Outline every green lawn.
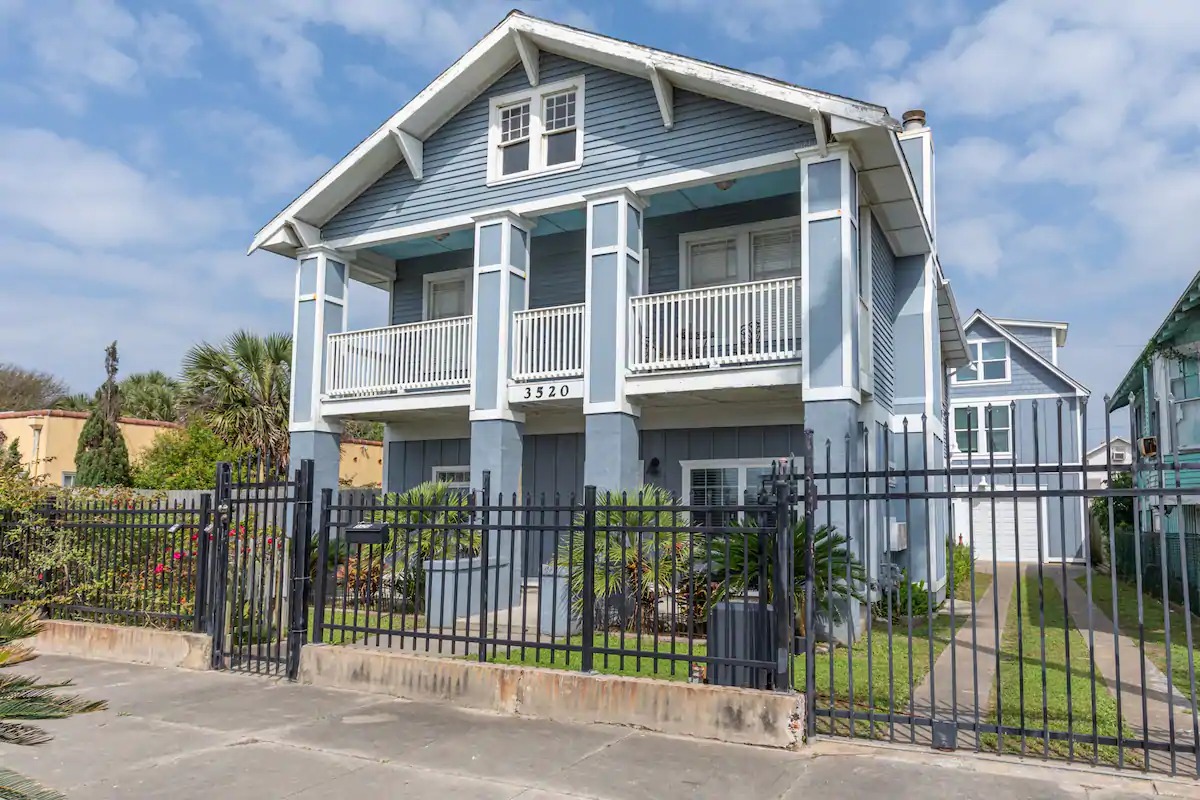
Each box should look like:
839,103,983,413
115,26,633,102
486,633,707,680
308,606,424,644
985,575,1134,766
1076,574,1200,705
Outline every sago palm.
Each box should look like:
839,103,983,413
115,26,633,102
707,518,867,637
0,611,105,800
554,485,693,631
180,331,291,463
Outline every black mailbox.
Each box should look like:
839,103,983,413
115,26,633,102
345,522,389,546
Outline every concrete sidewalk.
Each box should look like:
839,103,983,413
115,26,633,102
4,655,1196,800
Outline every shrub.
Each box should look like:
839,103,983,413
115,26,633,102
74,343,131,487
132,422,244,490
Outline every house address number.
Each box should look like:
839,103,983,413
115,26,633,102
522,384,571,400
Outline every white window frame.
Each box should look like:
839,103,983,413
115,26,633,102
431,465,471,491
950,402,1013,457
487,75,586,186
678,216,805,290
952,338,1011,385
422,267,473,321
857,204,873,394
680,458,778,509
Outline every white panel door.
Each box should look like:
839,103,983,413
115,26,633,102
954,496,1046,563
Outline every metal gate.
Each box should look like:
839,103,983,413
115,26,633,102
803,402,1200,779
201,454,313,678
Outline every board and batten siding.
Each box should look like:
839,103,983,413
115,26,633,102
385,438,471,492
869,211,896,411
521,432,585,575
323,52,816,241
640,425,806,499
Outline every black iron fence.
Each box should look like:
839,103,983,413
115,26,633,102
0,496,208,630
313,478,797,690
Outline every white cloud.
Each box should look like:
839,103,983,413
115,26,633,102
0,127,235,248
647,0,828,43
939,213,1015,277
202,0,594,111
869,35,909,70
343,64,412,100
800,43,861,79
13,0,200,110
189,110,332,201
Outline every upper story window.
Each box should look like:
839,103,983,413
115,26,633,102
680,218,802,289
424,268,472,320
488,76,585,185
1169,357,1200,400
953,339,1010,384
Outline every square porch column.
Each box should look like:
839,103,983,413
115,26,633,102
583,189,645,493
290,246,347,516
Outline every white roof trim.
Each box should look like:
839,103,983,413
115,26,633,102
991,316,1069,347
1085,436,1131,459
966,310,1090,396
248,10,895,256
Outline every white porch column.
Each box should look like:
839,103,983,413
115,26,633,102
290,246,348,509
583,188,645,491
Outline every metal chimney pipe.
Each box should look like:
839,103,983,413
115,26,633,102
902,109,927,131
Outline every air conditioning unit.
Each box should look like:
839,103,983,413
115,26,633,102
886,520,908,552
1138,436,1158,458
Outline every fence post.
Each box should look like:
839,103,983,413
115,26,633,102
802,430,817,732
286,459,314,680
193,493,212,633
580,485,597,674
477,471,492,663
209,461,232,670
772,478,792,691
313,487,333,645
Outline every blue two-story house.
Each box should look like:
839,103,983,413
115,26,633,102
948,311,1090,563
250,12,970,586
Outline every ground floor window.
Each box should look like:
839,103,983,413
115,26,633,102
431,466,470,492
681,459,775,526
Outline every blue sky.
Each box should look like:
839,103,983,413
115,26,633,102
1,1,1198,444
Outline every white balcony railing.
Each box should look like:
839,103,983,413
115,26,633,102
511,302,585,382
628,277,801,373
325,317,472,399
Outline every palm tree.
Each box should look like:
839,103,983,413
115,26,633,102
119,371,179,421
179,331,291,463
0,611,105,799
53,393,93,412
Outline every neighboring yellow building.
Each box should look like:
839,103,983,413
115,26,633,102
0,410,382,488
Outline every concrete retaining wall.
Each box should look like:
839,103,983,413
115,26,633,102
298,644,805,749
27,620,212,671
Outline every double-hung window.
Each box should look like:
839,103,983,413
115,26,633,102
952,403,1012,456
423,268,472,321
953,339,1010,384
488,77,585,184
680,218,803,289
1169,357,1200,449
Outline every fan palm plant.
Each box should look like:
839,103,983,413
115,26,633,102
707,517,867,637
554,485,694,631
179,331,291,464
0,611,106,800
119,371,180,422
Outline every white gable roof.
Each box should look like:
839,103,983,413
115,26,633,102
249,11,904,256
966,311,1090,396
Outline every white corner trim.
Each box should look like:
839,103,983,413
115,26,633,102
648,66,674,130
511,29,539,86
391,128,424,181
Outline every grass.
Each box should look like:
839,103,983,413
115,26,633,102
953,571,993,603
985,574,1134,766
1075,574,1200,705
486,632,707,680
308,606,424,645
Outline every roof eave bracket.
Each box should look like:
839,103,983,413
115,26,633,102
811,109,829,157
512,29,539,87
391,128,424,181
648,66,675,130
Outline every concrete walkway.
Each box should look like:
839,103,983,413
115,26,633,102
910,564,1017,746
5,655,1193,800
1053,570,1199,776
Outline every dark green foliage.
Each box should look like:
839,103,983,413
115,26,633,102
52,393,93,412
1091,470,1133,531
343,420,384,441
132,422,244,490
118,371,179,422
875,571,934,619
74,343,131,487
948,536,975,593
0,433,20,471
708,517,867,636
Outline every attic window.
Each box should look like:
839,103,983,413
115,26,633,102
488,76,585,184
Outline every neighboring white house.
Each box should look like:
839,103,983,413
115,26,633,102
1085,436,1132,489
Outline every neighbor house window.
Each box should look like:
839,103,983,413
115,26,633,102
61,472,75,488
953,339,1010,384
1169,357,1200,400
682,459,775,526
952,404,1012,456
432,466,471,492
423,269,472,320
680,219,803,289
488,76,585,183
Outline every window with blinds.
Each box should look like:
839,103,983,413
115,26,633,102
689,239,737,287
750,228,802,280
